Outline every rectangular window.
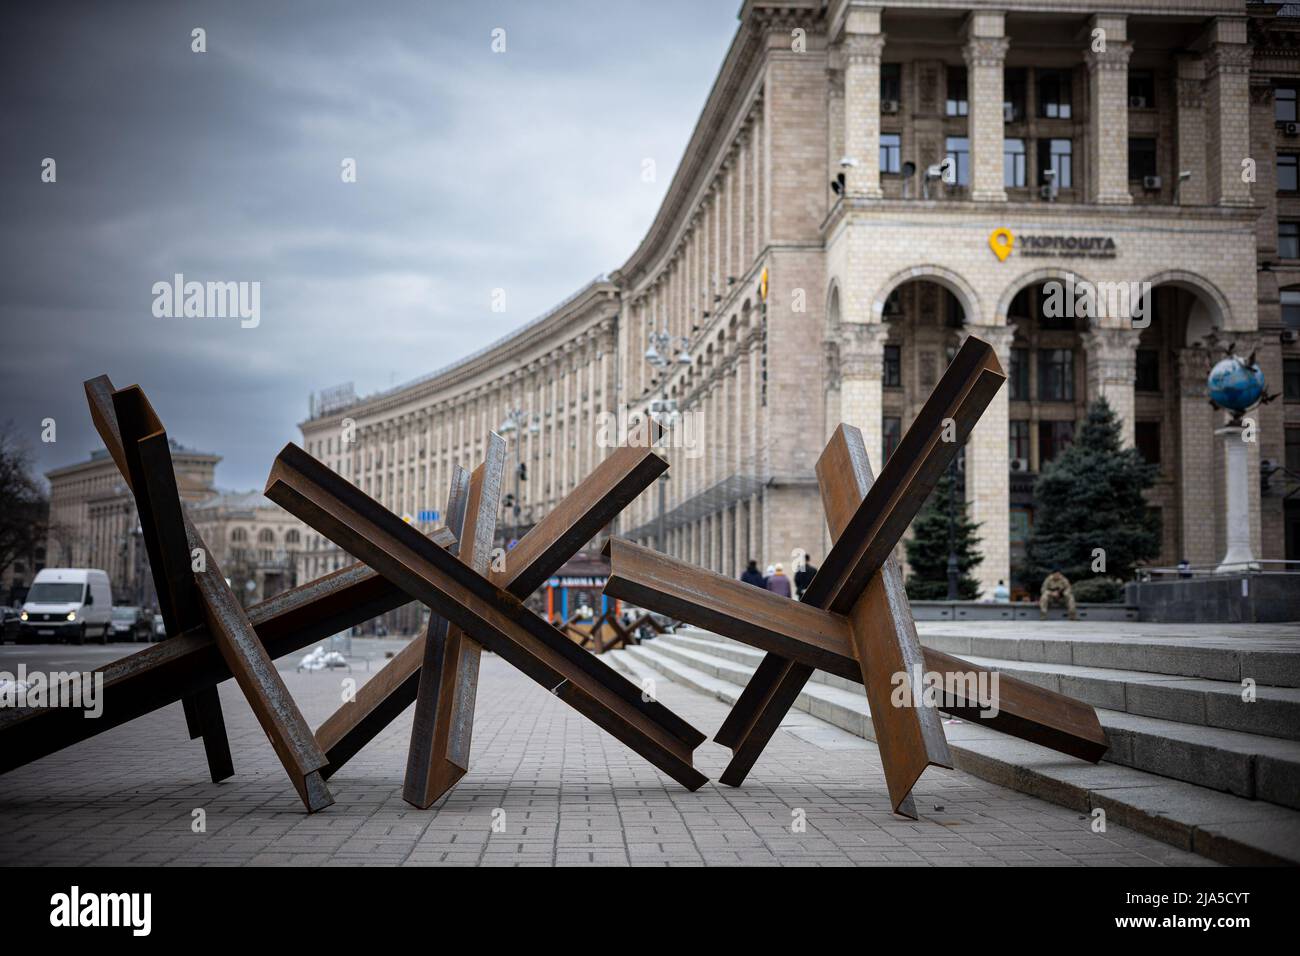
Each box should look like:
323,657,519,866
1283,291,1300,330
1128,71,1155,109
1282,222,1300,260
1037,69,1072,119
1004,137,1026,187
946,136,970,186
1279,154,1299,193
1038,348,1075,401
946,67,968,116
1009,420,1031,462
881,63,902,106
1129,138,1158,181
1285,359,1300,401
883,417,903,461
1038,420,1075,465
1136,349,1160,391
1135,421,1162,466
883,344,901,387
1278,86,1298,124
1038,138,1073,188
880,133,901,174
1004,68,1027,122
1009,347,1030,400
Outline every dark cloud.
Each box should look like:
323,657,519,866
0,0,736,488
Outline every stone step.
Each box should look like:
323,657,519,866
609,641,1300,865
653,631,1300,806
658,630,1300,741
673,622,1300,688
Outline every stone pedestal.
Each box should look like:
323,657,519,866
1216,423,1257,571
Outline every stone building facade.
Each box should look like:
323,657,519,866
44,446,308,607
301,0,1299,605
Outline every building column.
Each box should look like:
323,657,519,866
1085,15,1133,205
1208,29,1254,207
965,325,1013,598
1081,327,1143,447
1175,55,1208,206
843,7,885,199
837,322,890,469
964,12,1009,203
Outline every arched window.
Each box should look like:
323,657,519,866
231,527,248,543
258,528,275,543
285,529,301,545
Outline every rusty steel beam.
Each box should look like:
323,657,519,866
603,537,1108,765
0,550,451,777
404,446,500,807
265,442,708,790
316,434,673,787
89,376,233,782
105,382,334,812
802,337,1006,614
711,338,1006,806
814,423,952,816
314,466,471,779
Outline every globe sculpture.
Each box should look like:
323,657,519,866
1207,352,1267,420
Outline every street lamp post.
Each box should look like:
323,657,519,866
641,327,690,555
498,407,538,548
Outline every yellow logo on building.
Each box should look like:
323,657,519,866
989,228,1014,262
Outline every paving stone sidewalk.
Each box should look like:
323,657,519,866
0,645,1213,866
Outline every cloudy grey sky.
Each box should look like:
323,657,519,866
0,0,739,490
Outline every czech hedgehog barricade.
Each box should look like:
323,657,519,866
0,339,1106,817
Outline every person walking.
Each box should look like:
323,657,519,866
740,560,766,588
765,563,792,598
793,552,818,599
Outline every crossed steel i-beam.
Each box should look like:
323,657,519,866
264,425,710,797
604,337,1108,817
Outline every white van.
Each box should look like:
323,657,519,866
18,568,113,645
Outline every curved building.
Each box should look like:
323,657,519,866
302,1,1299,610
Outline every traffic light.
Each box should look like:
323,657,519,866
517,462,527,481
503,493,515,510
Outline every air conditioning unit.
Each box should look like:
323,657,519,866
1286,122,1300,137
1039,184,1056,201
1282,329,1299,345
1142,175,1163,191
881,99,900,114
1129,95,1147,109
1010,458,1031,473
1003,104,1020,122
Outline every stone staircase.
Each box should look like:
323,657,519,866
607,622,1300,866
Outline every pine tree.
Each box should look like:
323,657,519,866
1025,397,1160,588
904,469,983,600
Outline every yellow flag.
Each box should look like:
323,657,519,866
759,267,768,302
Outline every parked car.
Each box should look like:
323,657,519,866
0,607,21,643
18,568,112,645
111,606,152,642
151,614,166,641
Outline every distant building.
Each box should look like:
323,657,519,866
300,1,1298,602
188,490,307,604
44,443,306,608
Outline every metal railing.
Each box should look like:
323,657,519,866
1137,560,1300,581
